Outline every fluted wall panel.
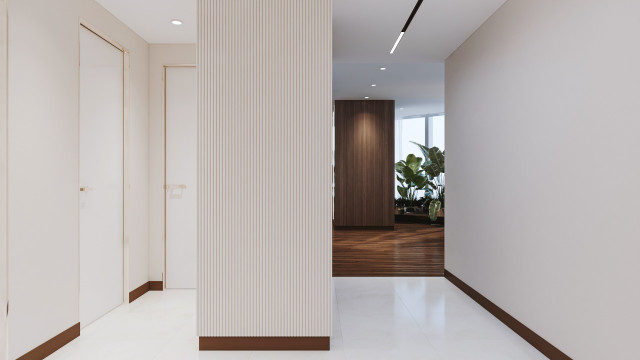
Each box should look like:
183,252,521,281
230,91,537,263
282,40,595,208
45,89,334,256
197,0,332,337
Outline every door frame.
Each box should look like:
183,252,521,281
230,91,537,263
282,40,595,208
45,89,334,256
162,64,196,290
77,20,131,310
0,0,8,357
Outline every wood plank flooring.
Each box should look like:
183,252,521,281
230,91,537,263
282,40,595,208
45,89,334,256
333,223,444,277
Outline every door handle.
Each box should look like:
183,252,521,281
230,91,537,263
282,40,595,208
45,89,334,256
80,186,93,192
164,184,187,190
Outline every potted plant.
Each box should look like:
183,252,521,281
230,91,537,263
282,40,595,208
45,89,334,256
395,154,430,213
395,198,406,215
412,142,445,222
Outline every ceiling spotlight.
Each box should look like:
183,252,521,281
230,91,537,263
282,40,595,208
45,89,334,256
390,0,423,54
380,67,387,71
171,19,183,25
364,96,370,99
371,84,377,87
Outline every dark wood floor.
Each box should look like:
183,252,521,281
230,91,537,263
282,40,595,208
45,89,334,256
333,223,444,277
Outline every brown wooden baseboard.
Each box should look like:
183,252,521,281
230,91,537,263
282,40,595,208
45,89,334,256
17,323,80,360
129,281,164,303
129,281,150,303
149,280,164,291
444,270,572,360
199,337,330,351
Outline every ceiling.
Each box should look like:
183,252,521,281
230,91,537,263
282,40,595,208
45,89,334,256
333,0,506,117
95,0,505,116
96,0,505,53
95,0,196,44
333,0,506,63
333,63,445,116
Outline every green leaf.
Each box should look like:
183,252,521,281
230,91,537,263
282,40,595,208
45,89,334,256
405,154,423,173
402,167,415,181
424,163,441,178
411,141,430,160
427,147,445,173
429,200,441,222
413,175,427,190
397,186,408,199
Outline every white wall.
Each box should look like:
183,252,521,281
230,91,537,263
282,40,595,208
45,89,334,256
7,0,149,357
198,0,332,337
0,0,7,359
445,1,640,359
148,44,196,284
79,2,150,296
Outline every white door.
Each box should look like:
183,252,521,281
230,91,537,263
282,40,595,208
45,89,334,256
79,26,124,326
165,66,197,289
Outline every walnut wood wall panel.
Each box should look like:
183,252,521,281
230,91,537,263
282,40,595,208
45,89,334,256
334,100,395,228
197,0,332,342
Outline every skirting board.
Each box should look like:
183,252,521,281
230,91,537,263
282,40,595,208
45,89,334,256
444,270,572,360
149,280,163,291
199,337,330,351
129,281,164,303
16,323,80,360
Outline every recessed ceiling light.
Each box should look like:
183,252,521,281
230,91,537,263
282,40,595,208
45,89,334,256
380,67,387,71
171,19,183,26
364,96,370,99
371,84,377,87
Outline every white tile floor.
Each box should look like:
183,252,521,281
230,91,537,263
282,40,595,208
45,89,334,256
48,278,548,360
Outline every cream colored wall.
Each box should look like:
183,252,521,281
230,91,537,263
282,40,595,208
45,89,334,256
79,0,150,297
198,0,332,337
445,0,640,358
7,0,149,357
0,0,7,358
148,44,196,284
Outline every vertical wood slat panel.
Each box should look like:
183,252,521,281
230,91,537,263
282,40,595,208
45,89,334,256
334,100,395,228
197,0,332,337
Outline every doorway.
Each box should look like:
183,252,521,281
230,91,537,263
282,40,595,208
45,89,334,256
78,24,125,327
164,65,197,289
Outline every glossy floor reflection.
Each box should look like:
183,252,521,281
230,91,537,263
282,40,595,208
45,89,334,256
48,278,547,360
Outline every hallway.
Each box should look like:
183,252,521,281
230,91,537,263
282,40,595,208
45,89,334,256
48,278,545,360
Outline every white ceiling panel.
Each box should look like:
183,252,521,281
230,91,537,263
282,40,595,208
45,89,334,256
96,0,196,43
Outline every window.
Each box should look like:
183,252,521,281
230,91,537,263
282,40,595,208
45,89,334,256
428,115,445,150
395,116,426,164
395,114,445,199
